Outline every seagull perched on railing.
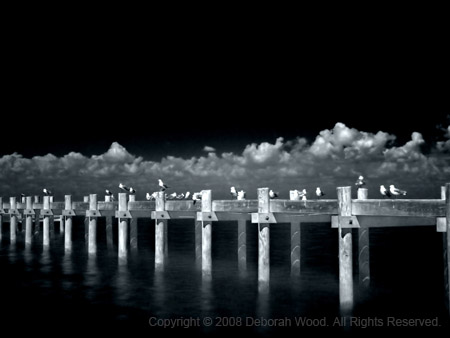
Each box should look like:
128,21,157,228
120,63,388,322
128,187,136,194
230,186,238,199
389,185,407,197
316,187,325,199
380,185,391,198
158,179,169,191
237,190,246,200
192,192,202,205
269,190,278,199
167,192,177,200
105,190,115,201
43,188,52,195
146,192,158,201
184,192,191,199
355,175,366,188
176,193,185,199
119,183,129,192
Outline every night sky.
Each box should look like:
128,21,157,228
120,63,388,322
1,27,449,200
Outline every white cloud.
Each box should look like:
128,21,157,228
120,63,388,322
203,146,216,152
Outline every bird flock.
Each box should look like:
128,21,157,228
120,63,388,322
34,175,408,203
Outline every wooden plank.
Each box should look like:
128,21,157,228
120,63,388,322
238,220,247,273
290,222,301,277
88,194,97,254
155,192,167,269
352,199,445,217
118,193,128,259
25,196,33,245
445,184,450,313
212,200,258,213
195,220,202,268
357,216,436,228
10,197,17,244
43,196,50,247
97,201,117,211
166,200,201,211
357,188,370,291
337,186,353,312
270,199,338,214
64,195,73,253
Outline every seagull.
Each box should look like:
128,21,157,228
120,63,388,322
43,188,52,195
128,187,136,194
158,179,169,191
316,187,325,199
192,192,202,205
105,189,113,196
269,190,278,199
230,186,238,199
167,192,177,200
380,185,391,198
119,183,129,192
301,195,307,201
184,191,191,199
146,192,152,200
176,193,185,199
390,184,407,197
355,175,366,188
237,190,246,200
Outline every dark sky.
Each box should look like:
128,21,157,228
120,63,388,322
2,28,449,160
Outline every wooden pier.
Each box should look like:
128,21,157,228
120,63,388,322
0,184,449,315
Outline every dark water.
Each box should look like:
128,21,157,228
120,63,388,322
0,218,449,337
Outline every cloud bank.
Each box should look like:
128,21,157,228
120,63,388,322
1,122,450,200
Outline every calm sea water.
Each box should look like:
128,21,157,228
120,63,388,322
0,218,449,336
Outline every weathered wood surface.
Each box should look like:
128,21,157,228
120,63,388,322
270,200,338,214
212,200,257,212
258,188,270,285
357,188,370,291
352,199,445,217
202,190,213,276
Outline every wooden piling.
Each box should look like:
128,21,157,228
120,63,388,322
49,196,55,238
129,194,138,251
337,186,354,312
0,197,3,242
290,221,301,277
10,197,17,244
25,196,33,245
43,195,50,247
64,195,73,252
238,219,247,273
88,194,98,254
33,196,40,236
445,184,450,312
84,196,89,246
105,195,114,250
118,193,128,259
195,220,202,267
357,188,370,290
155,192,167,269
258,188,270,285
202,190,212,276
59,215,65,234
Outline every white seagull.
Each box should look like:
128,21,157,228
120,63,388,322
230,186,238,199
158,179,169,191
389,185,407,197
43,188,52,195
316,187,325,199
119,183,129,192
146,192,152,200
129,187,136,194
379,185,391,198
167,192,177,200
192,192,202,205
184,191,191,199
105,189,113,196
237,190,246,200
269,190,278,199
355,175,366,188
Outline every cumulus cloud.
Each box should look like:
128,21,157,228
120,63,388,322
1,122,449,200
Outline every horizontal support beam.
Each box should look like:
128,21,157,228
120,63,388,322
269,199,338,214
352,199,445,217
212,200,258,212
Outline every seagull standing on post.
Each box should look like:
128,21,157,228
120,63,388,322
158,179,169,191
105,189,115,201
119,183,129,192
230,186,238,199
389,185,407,197
316,187,325,199
129,187,136,194
355,175,366,188
192,192,202,205
43,188,52,195
269,190,278,199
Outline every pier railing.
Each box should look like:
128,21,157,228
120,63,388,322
0,184,449,315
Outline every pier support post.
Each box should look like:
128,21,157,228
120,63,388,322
43,195,51,247
25,196,33,245
337,186,354,312
0,197,3,242
201,190,213,277
257,188,270,288
445,184,450,313
357,188,370,291
105,195,114,251
49,196,55,239
88,194,98,255
129,194,138,251
155,192,168,270
10,197,17,244
59,215,65,234
83,196,89,247
33,196,40,236
238,219,247,273
290,221,301,277
118,193,128,260
195,220,202,268
64,195,73,253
